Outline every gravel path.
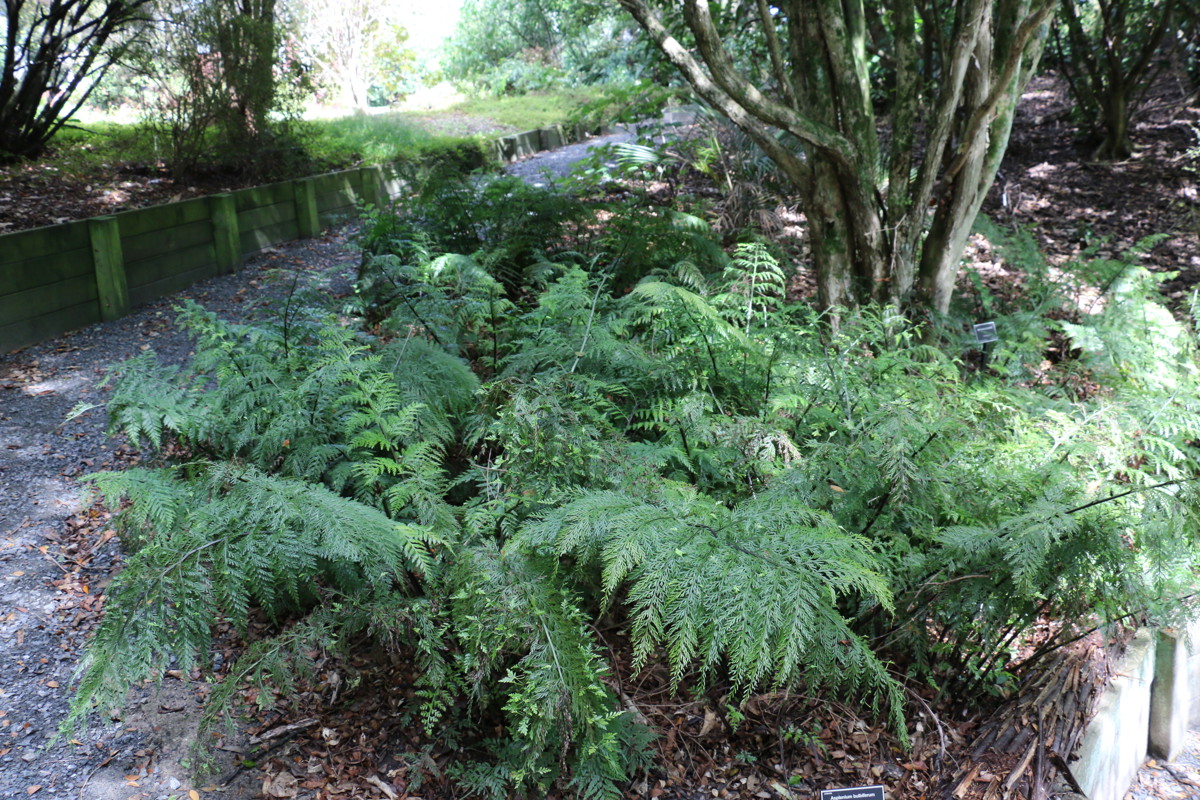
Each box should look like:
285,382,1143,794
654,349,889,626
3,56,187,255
503,124,635,187
1125,731,1200,799
1,229,362,800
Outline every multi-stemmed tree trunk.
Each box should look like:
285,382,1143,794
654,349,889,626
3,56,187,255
0,0,154,162
617,0,1055,314
133,0,288,178
1053,0,1176,161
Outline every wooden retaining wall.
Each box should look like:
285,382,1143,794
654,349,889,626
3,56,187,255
0,122,595,353
0,164,403,353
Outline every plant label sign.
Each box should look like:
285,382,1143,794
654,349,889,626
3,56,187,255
973,321,999,344
820,786,885,800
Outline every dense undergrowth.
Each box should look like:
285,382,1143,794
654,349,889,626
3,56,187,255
66,161,1200,797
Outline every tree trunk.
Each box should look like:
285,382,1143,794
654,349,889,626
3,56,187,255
617,0,1053,314
0,0,154,162
1095,88,1133,160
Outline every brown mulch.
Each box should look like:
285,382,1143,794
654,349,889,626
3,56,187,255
0,159,257,235
980,72,1200,301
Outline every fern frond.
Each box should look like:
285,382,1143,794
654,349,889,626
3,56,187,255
67,463,443,735
516,486,906,739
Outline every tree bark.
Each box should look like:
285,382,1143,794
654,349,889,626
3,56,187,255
617,0,1054,314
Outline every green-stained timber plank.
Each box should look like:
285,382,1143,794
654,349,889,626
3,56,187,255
239,201,297,234
129,261,220,308
90,216,128,322
122,219,213,264
294,178,319,238
513,130,539,158
115,196,210,238
360,167,382,208
210,193,240,274
539,125,564,150
316,188,357,213
0,275,98,326
233,181,294,213
0,220,90,262
239,219,300,255
126,242,218,291
0,249,92,297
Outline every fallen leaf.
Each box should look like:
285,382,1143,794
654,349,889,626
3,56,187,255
263,772,298,798
190,791,200,800
26,786,41,795
366,774,399,799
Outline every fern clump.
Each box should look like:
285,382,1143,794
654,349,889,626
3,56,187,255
516,483,906,736
68,184,1200,799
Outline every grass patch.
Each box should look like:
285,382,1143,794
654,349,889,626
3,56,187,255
303,114,475,166
33,122,162,179
307,88,601,163
1,87,602,209
443,88,606,130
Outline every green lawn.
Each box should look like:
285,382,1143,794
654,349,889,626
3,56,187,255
32,88,604,182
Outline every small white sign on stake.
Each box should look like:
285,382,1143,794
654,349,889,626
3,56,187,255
820,785,886,800
973,321,999,345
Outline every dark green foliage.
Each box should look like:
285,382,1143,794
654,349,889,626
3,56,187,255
517,486,905,733
444,0,645,95
1051,0,1176,159
70,187,1200,798
358,171,594,300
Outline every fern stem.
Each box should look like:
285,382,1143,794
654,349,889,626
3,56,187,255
490,293,500,376
1019,591,1199,674
860,431,938,536
678,300,724,403
678,425,699,484
569,278,606,375
281,272,301,364
1065,477,1192,515
961,598,1051,697
760,340,780,418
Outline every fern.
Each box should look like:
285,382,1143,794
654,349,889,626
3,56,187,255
714,241,786,336
516,484,907,741
67,462,442,733
71,180,1200,799
449,542,649,798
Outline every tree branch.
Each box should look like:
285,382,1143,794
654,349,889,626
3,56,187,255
618,0,854,172
754,0,796,106
941,1,1054,186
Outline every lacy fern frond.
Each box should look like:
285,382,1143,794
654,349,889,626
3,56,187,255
67,463,442,734
449,543,645,798
516,486,906,739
